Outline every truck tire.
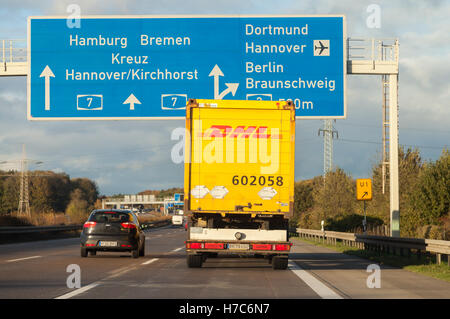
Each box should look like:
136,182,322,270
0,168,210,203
187,254,203,268
272,256,288,270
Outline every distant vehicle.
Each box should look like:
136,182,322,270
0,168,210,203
172,215,183,226
80,209,145,258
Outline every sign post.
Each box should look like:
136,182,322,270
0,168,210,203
356,178,372,233
28,15,346,120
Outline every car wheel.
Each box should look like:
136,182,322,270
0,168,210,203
81,247,88,258
139,241,145,257
88,250,96,256
132,248,139,259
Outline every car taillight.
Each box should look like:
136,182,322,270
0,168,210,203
274,244,290,251
83,221,97,228
121,222,137,229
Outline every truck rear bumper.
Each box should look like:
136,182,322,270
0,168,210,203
186,240,291,255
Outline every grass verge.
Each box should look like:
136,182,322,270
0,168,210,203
292,236,450,283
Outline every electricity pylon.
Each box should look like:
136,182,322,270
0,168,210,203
318,120,338,177
0,144,44,217
18,144,31,216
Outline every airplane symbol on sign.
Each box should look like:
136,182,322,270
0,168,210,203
314,40,330,56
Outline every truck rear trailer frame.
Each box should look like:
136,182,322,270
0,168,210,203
184,99,295,269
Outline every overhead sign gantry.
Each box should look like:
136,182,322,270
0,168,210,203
27,15,346,120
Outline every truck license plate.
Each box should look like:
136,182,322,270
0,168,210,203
99,241,117,247
228,244,250,250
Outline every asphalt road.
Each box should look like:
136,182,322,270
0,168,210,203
0,225,449,299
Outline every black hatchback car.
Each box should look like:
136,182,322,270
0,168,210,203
80,209,145,258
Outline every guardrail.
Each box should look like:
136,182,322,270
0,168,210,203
1,39,27,63
0,224,82,234
347,38,398,62
295,228,450,266
141,219,171,229
0,219,171,235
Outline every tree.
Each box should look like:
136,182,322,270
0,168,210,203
293,178,319,227
370,147,425,237
412,149,449,227
70,178,99,207
65,188,90,224
1,176,19,214
29,176,52,213
295,168,358,231
316,168,356,224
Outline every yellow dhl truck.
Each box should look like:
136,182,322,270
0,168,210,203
184,99,295,269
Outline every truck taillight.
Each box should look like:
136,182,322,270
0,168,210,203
187,242,203,249
83,221,96,228
274,244,290,251
252,244,272,251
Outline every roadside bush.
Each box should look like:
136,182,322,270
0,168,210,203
65,189,90,224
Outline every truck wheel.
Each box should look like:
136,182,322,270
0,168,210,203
272,256,288,270
187,254,203,268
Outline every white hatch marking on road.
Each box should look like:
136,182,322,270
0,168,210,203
6,256,42,263
288,261,343,299
172,247,184,252
55,282,100,299
142,258,159,265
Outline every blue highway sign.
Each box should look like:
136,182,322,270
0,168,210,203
28,15,346,120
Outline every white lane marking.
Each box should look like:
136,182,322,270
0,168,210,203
142,258,159,265
6,256,42,263
55,282,100,299
56,256,162,299
288,261,343,299
172,247,184,252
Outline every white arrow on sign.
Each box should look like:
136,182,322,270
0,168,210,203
39,65,55,111
123,93,141,110
208,64,239,100
218,83,239,100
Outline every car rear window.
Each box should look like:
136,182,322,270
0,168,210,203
89,211,130,223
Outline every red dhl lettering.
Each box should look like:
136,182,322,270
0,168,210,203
200,125,281,139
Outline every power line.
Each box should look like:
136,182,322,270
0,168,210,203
334,137,447,150
336,122,450,134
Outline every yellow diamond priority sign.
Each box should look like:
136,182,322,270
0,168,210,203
356,179,372,201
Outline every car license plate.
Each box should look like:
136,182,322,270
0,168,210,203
228,243,250,250
99,241,117,247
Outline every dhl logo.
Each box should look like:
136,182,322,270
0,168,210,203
200,125,281,139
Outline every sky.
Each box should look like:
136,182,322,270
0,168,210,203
0,0,449,195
